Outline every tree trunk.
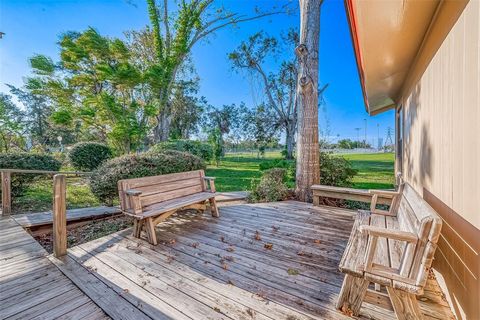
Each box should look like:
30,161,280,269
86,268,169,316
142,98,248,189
285,123,295,160
295,0,322,202
153,112,171,142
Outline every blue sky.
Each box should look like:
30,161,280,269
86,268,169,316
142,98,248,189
0,0,394,144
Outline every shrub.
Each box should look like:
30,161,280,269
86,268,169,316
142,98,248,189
0,153,61,196
69,142,113,171
89,150,206,204
259,159,295,182
248,168,289,203
259,153,357,188
150,140,213,162
320,152,357,187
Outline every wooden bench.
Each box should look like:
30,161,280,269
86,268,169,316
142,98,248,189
336,183,442,320
117,170,218,245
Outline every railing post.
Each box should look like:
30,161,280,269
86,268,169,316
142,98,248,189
1,171,11,215
53,174,67,257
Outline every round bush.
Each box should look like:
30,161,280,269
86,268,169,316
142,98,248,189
150,140,213,162
89,150,206,204
0,153,61,196
248,168,289,203
69,142,112,171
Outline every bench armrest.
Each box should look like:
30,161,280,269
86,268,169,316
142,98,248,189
369,189,400,216
124,189,143,215
125,189,142,196
203,177,216,192
359,225,418,242
368,189,399,198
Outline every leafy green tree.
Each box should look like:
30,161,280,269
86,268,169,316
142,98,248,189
203,103,244,165
242,104,279,158
145,0,287,142
29,28,155,154
0,94,26,152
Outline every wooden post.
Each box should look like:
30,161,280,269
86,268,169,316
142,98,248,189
53,174,67,257
1,171,11,215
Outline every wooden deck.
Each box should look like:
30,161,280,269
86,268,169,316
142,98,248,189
48,201,454,320
0,217,108,319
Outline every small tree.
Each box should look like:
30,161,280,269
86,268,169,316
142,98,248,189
242,104,279,158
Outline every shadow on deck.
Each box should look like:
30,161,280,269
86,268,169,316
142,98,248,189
49,201,454,320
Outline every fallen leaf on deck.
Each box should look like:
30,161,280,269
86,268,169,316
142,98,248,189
226,246,235,252
220,236,226,243
287,268,299,275
340,305,354,316
168,239,176,244
222,263,228,270
214,307,221,313
191,242,199,248
264,243,273,250
254,230,261,241
313,239,321,244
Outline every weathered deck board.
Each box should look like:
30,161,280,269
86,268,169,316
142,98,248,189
0,217,108,319
58,201,454,320
11,206,122,228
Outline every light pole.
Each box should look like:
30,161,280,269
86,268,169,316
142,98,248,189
364,118,367,148
57,136,63,152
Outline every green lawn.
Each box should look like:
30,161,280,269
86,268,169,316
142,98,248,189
206,151,395,192
343,153,395,189
12,151,394,213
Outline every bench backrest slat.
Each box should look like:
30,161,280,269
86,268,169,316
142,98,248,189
117,170,205,212
395,183,442,287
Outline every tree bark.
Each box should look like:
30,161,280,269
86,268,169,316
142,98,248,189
285,121,296,159
295,0,322,202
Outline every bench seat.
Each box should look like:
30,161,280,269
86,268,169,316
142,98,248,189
126,192,218,218
339,210,423,295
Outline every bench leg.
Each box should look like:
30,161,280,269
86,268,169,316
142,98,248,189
209,198,219,217
336,274,369,316
132,219,143,238
144,217,157,245
386,287,423,320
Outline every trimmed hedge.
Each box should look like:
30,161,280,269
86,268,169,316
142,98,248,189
150,140,213,162
0,153,61,196
89,150,206,205
69,142,112,171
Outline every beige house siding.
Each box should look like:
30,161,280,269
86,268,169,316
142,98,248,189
400,1,479,319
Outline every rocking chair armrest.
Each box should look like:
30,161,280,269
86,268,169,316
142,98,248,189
359,225,418,243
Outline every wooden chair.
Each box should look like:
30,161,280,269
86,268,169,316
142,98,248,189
336,183,442,320
117,170,218,245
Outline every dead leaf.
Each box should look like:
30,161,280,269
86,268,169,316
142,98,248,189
226,246,235,252
191,242,199,248
297,250,313,257
222,263,228,270
340,305,354,316
254,230,261,241
214,307,221,313
168,239,176,245
313,239,321,244
287,268,299,275
220,236,226,243
264,243,273,250
246,308,255,317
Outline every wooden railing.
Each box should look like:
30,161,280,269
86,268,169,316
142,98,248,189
0,169,91,216
311,184,394,206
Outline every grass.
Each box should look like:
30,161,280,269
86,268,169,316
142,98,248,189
11,151,394,213
343,153,395,189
